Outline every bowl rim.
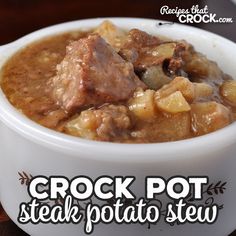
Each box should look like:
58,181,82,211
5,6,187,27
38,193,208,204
0,17,236,163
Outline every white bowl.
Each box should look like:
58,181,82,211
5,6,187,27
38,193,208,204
0,18,236,236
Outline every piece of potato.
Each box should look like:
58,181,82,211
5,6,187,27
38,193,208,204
141,65,172,90
131,112,191,142
65,105,132,141
191,102,232,135
220,80,236,106
39,109,67,129
151,42,176,58
155,76,195,102
94,20,126,50
65,110,98,139
156,91,191,114
194,82,213,99
128,89,156,120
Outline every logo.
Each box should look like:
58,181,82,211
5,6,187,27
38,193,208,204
160,5,233,24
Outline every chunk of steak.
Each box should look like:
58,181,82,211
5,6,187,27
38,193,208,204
119,29,188,73
181,45,226,83
51,34,145,112
119,29,161,68
167,41,189,75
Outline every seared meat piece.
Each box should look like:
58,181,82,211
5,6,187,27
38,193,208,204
119,29,189,89
181,45,226,82
51,34,145,112
65,105,132,141
120,29,188,71
119,29,161,69
167,41,189,75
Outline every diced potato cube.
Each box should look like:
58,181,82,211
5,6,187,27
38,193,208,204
191,102,232,135
128,89,156,120
158,112,191,141
151,43,176,58
131,112,191,142
156,91,191,114
155,76,195,102
65,110,98,139
220,80,236,106
194,82,213,99
94,20,126,50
